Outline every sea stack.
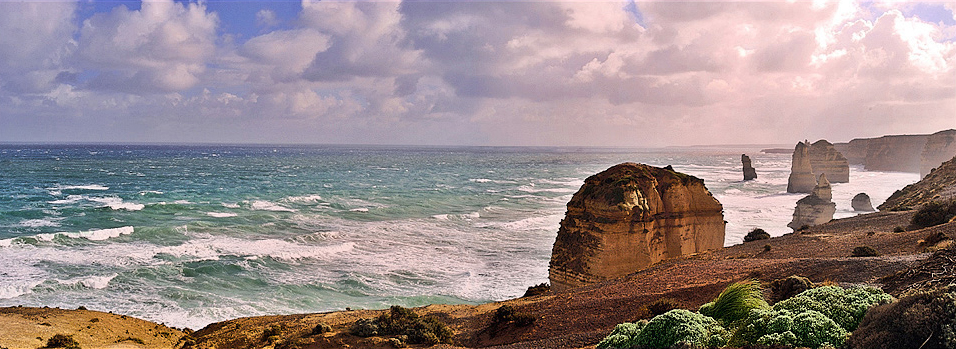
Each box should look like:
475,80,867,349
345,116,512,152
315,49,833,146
788,173,836,230
742,154,757,180
808,140,849,183
548,163,725,291
851,193,875,212
787,141,816,193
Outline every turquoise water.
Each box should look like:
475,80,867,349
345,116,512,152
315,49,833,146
0,144,918,329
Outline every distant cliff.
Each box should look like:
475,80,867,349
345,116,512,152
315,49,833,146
834,129,956,178
548,163,725,291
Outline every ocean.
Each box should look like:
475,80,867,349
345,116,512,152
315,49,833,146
0,144,919,329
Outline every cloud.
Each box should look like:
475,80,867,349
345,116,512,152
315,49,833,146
75,0,218,93
0,0,953,146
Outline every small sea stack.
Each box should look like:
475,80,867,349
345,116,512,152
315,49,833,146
788,173,836,230
548,163,725,291
787,141,816,193
851,193,875,212
742,154,757,180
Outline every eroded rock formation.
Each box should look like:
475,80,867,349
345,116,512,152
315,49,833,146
808,140,849,183
851,193,875,212
788,174,836,230
548,163,725,291
920,129,956,179
742,154,757,180
787,141,816,193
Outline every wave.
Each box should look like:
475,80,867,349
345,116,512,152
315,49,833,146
61,274,117,290
155,237,355,262
284,194,323,203
89,197,145,211
18,218,63,228
48,195,84,205
206,212,238,218
250,200,297,212
50,184,109,191
517,185,577,194
62,226,135,241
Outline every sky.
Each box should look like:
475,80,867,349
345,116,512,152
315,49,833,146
0,0,953,147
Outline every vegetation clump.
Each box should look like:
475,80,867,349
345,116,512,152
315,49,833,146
744,228,771,242
645,298,682,317
894,226,906,233
849,285,956,349
492,305,535,327
851,246,879,257
597,283,893,349
911,199,956,229
42,334,80,349
596,309,729,349
699,280,769,325
523,283,550,297
351,305,453,345
311,322,332,335
769,276,814,304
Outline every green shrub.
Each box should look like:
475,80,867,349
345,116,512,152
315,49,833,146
744,228,771,242
772,286,893,332
699,280,769,325
852,246,879,257
43,334,80,349
492,305,535,327
596,310,728,349
911,200,956,229
731,308,848,348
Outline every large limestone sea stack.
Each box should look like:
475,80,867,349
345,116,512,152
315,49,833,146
787,141,816,193
742,154,757,180
808,140,849,183
548,163,726,291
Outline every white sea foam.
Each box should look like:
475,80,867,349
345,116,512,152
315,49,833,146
206,212,238,218
284,194,323,203
18,218,63,228
0,282,41,299
517,185,577,194
139,190,164,196
250,200,297,212
48,195,84,205
0,238,13,247
61,226,135,241
221,203,241,208
155,237,354,262
349,208,370,212
89,197,145,211
58,274,117,289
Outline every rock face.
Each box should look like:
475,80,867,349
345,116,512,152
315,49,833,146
742,154,757,180
851,193,875,212
880,155,956,211
808,140,849,183
787,141,816,193
788,174,836,230
834,130,956,177
548,163,726,291
920,129,956,179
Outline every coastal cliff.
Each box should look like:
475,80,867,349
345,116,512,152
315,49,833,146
921,129,956,178
808,140,849,183
834,130,956,177
548,163,725,291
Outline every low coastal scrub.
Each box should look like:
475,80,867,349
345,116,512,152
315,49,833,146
911,199,956,229
523,283,550,297
42,334,80,349
351,305,454,345
645,298,682,317
597,283,893,349
484,305,536,337
849,285,956,349
851,246,879,257
743,228,771,242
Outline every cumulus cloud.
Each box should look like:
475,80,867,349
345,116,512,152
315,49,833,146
75,0,218,93
0,1,76,95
